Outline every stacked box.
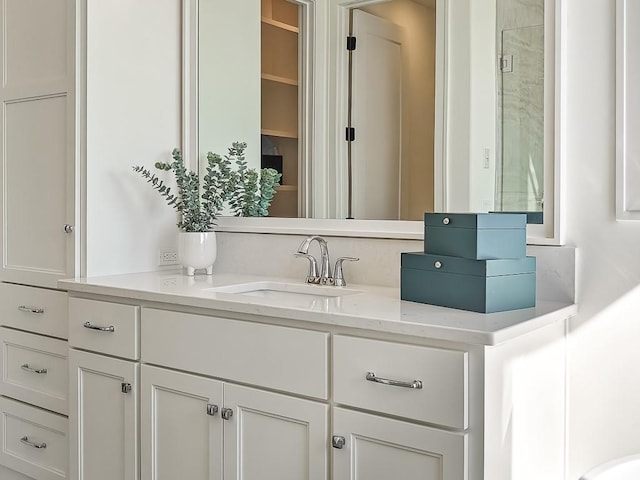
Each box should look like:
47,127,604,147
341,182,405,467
401,213,536,313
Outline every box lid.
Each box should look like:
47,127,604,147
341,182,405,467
424,213,527,230
401,252,536,277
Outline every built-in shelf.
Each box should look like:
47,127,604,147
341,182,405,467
261,128,297,139
277,184,298,191
261,17,299,33
261,73,298,86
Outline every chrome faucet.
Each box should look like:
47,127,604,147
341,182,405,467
295,236,359,286
296,236,332,284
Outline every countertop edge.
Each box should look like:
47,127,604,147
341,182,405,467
59,276,577,346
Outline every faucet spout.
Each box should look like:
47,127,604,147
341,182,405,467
297,236,332,283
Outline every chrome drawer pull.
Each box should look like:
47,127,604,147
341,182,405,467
365,372,423,390
83,321,115,332
20,436,46,449
21,364,48,375
18,305,45,314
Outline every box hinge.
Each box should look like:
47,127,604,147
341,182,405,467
345,127,356,142
346,36,357,51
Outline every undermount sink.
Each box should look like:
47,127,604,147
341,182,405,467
206,281,362,300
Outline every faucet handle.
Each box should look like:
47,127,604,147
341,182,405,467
333,257,359,287
294,253,320,284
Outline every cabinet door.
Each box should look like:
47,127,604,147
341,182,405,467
332,408,467,480
0,0,76,288
69,350,138,480
141,365,223,480
223,383,328,480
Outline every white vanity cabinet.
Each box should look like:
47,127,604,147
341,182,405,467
64,281,570,480
332,408,466,480
140,307,329,480
331,335,469,480
68,298,140,480
0,283,70,480
141,365,328,480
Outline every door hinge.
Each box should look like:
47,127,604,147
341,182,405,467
500,54,513,73
347,36,356,51
121,383,132,394
346,127,355,142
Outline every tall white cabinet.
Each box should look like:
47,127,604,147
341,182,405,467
0,0,76,288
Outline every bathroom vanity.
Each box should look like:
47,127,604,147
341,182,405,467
58,271,575,480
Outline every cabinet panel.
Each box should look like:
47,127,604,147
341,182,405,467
333,335,468,428
0,283,68,339
141,365,223,480
1,96,72,287
141,308,329,399
223,383,328,480
1,0,67,89
0,327,68,414
0,397,68,480
69,349,138,480
68,298,140,360
332,408,466,480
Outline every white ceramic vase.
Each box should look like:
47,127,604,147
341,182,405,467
178,231,217,275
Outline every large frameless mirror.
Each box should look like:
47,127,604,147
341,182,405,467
191,0,563,243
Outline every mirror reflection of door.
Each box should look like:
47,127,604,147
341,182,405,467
261,0,302,218
346,0,437,221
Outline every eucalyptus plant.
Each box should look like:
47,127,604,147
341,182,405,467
133,142,282,232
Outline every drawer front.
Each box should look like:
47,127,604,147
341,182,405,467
0,397,68,480
0,283,68,339
333,335,468,429
142,307,329,399
68,297,140,360
0,328,68,415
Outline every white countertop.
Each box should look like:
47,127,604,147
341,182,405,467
59,271,577,346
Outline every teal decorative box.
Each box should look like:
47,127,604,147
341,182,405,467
424,213,527,260
401,252,536,313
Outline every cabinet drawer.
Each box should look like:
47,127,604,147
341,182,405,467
0,397,68,480
68,298,140,360
142,307,329,399
0,328,68,415
0,283,68,339
333,335,468,429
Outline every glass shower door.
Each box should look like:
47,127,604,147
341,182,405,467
496,24,545,215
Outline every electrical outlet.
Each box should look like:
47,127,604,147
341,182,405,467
482,148,491,169
158,250,179,266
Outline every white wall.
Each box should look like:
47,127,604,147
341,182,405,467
199,0,261,171
84,0,182,276
565,0,640,477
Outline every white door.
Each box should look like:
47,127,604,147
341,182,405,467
69,350,138,480
351,9,403,220
141,365,223,480
223,383,328,480
332,408,467,480
0,0,76,288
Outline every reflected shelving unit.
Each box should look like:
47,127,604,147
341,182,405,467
261,0,300,217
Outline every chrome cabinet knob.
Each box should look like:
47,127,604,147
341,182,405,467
332,435,346,449
63,224,74,234
121,383,132,394
206,404,219,416
434,261,442,269
221,408,233,420
442,217,450,225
